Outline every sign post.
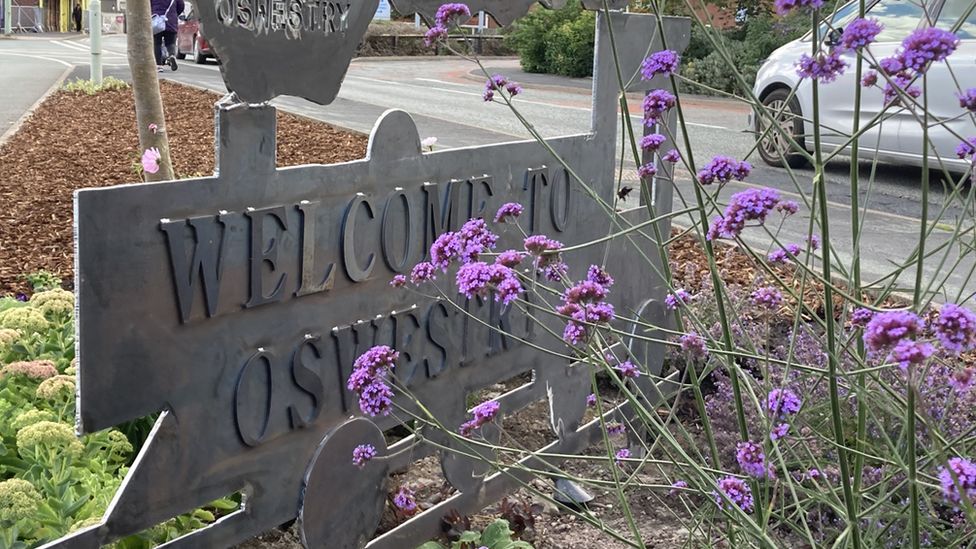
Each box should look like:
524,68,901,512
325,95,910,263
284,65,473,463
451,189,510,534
44,2,688,548
89,0,102,84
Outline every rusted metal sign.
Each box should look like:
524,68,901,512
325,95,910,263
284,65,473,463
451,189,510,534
46,11,688,549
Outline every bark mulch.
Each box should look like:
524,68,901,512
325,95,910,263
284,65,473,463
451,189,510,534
0,80,368,296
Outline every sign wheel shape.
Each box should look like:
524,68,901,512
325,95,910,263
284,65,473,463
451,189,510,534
299,418,389,548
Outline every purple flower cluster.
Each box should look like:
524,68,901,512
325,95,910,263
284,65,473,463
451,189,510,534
614,448,631,466
736,441,771,479
697,155,751,185
430,218,499,271
957,137,976,160
751,286,783,310
951,367,976,394
863,310,923,353
483,74,521,102
615,360,640,379
524,235,566,281
423,3,470,46
637,163,657,178
640,133,667,152
891,339,934,371
352,443,377,467
770,423,790,441
390,274,407,288
586,393,597,407
641,50,680,79
900,27,960,73
665,288,694,310
607,422,626,435
883,73,922,106
558,267,616,345
460,400,500,436
707,187,781,241
840,18,883,50
934,303,976,353
680,331,707,359
938,457,976,507
768,243,801,263
767,388,801,418
669,480,688,496
796,51,847,84
959,88,976,112
495,250,524,268
861,71,878,87
714,476,754,513
773,0,822,16
777,200,799,216
455,261,523,305
643,89,676,126
410,261,437,283
851,307,875,326
347,345,399,417
663,148,681,163
494,202,523,223
393,486,417,512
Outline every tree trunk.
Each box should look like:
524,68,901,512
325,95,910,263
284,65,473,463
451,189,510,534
126,0,175,181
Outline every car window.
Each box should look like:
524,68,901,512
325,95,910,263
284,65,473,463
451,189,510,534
936,0,976,39
868,0,927,41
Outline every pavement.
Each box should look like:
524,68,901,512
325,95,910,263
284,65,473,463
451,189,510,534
1,33,974,302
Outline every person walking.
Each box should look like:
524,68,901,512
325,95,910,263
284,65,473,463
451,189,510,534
72,3,82,32
151,0,184,72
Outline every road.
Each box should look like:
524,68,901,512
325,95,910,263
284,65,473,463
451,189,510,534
2,33,974,302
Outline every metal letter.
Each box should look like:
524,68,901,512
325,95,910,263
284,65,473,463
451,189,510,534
245,206,289,309
341,195,377,282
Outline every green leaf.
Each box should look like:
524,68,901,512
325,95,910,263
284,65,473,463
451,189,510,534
416,542,447,549
479,519,515,548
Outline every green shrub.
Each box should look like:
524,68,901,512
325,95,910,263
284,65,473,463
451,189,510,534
61,76,129,95
417,518,534,549
544,10,596,78
507,0,592,76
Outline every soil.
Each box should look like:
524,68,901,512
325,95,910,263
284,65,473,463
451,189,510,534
0,80,368,296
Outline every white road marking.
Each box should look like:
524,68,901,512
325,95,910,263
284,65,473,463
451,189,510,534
0,51,73,67
51,40,90,52
414,77,469,87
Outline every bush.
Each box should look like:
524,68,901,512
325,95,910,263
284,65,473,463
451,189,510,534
61,77,128,95
507,1,593,77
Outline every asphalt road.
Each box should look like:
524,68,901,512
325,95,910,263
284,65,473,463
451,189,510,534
2,34,974,301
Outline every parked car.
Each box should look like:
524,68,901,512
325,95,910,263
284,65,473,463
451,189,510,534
751,0,976,171
176,2,213,64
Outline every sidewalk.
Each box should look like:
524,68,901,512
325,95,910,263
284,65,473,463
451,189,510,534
0,54,70,144
3,31,86,40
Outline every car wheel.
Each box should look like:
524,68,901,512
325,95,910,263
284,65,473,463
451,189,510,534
193,36,206,64
175,40,185,60
756,88,807,169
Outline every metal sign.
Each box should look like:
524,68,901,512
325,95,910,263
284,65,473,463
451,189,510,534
45,10,689,549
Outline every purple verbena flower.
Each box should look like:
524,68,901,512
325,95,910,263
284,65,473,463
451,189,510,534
956,137,976,159
878,56,905,75
883,73,922,106
934,303,976,353
430,231,463,270
455,262,522,305
697,155,751,185
494,202,523,223
410,261,437,284
638,163,657,178
890,339,934,371
950,367,976,394
457,218,498,263
863,310,923,352
958,88,976,112
586,393,597,407
495,250,524,268
900,27,960,73
641,50,680,79
714,476,754,512
640,133,667,152
505,81,523,97
352,444,377,467
643,89,676,125
390,274,407,288
460,400,500,436
669,480,688,496
777,200,799,216
796,51,847,84
607,422,626,435
434,2,470,27
614,448,631,466
680,331,707,359
524,235,565,281
767,388,801,418
736,441,771,479
587,265,614,287
773,0,822,15
615,360,640,379
564,280,608,304
663,148,681,163
751,286,783,309
938,457,976,507
851,307,875,326
770,423,790,441
665,288,694,310
359,378,394,417
707,187,780,240
807,234,821,250
393,486,418,512
840,18,883,50
861,71,878,87
424,25,447,47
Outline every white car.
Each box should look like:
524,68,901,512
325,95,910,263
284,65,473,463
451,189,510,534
751,0,976,171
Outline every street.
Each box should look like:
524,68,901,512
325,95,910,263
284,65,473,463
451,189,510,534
2,33,974,301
